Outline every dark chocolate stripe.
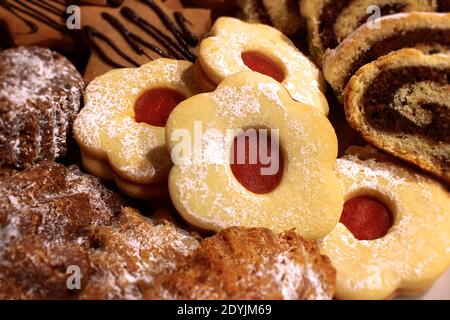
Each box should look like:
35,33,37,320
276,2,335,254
28,0,65,17
346,28,450,86
173,11,198,47
255,0,273,26
437,0,450,12
362,66,450,144
0,0,38,33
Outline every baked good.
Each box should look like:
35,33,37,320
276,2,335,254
80,0,211,83
73,59,200,199
0,161,123,299
79,207,201,299
0,46,83,168
301,0,439,64
166,71,343,239
144,227,336,300
320,146,450,300
0,0,82,53
195,17,329,115
181,0,238,18
0,161,202,299
323,12,450,99
344,49,449,183
236,0,305,36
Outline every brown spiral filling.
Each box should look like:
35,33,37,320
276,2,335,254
319,0,410,50
363,66,450,146
346,28,450,86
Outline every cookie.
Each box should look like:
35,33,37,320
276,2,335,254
322,12,450,100
181,0,238,18
195,17,329,115
166,71,343,239
320,146,450,300
0,0,79,52
344,49,450,183
0,46,83,168
236,0,305,36
73,59,200,199
0,161,123,299
80,0,211,83
301,0,439,64
143,227,336,300
79,207,201,299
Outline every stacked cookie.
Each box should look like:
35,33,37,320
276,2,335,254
0,1,449,301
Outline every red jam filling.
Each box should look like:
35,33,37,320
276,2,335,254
134,88,185,127
241,51,285,82
340,196,393,240
230,130,284,194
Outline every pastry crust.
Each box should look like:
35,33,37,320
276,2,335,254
196,17,329,115
344,49,450,182
73,59,200,199
301,0,437,64
166,71,343,239
322,12,450,100
143,227,336,300
320,146,450,300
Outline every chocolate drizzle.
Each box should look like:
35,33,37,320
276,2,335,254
363,66,450,144
84,0,200,69
0,0,69,33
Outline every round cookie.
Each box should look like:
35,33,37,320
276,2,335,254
322,12,450,100
320,146,450,300
195,17,329,116
73,58,200,199
344,49,450,183
166,71,343,239
0,47,83,168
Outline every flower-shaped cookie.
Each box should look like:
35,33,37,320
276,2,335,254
195,17,329,115
320,146,450,299
73,59,200,199
166,71,343,239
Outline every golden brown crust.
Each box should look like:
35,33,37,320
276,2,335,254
143,227,336,300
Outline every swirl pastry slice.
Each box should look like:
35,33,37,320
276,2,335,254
143,227,336,300
323,12,450,99
301,0,441,64
344,49,450,183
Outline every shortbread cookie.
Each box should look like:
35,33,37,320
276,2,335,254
182,0,238,18
80,207,201,299
73,59,200,199
344,49,449,183
80,0,211,83
0,161,123,299
144,227,336,300
301,0,438,64
236,0,304,36
320,146,450,300
166,71,343,239
195,17,329,115
323,12,450,100
0,47,83,168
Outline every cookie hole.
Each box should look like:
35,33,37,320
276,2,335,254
230,129,284,194
134,88,186,127
241,51,285,82
340,195,393,240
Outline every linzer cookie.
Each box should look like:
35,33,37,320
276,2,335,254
0,46,83,168
144,227,336,300
195,17,329,115
320,146,450,300
0,0,78,52
301,0,439,64
80,0,211,83
236,0,304,36
322,12,450,100
73,59,200,199
344,49,450,183
166,71,343,239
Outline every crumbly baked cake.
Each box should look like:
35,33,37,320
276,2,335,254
344,49,449,182
301,0,439,64
143,227,336,300
0,47,84,168
322,12,450,100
